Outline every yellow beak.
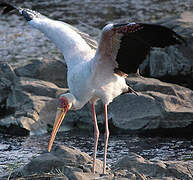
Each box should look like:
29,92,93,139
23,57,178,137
48,108,68,152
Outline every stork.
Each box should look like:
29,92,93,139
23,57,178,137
1,3,185,174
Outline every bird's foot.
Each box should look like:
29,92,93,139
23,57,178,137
92,167,95,174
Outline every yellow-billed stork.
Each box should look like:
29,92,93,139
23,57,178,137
1,3,185,174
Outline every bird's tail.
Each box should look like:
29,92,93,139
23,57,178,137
127,85,138,96
122,84,138,96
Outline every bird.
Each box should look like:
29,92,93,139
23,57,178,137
1,3,185,174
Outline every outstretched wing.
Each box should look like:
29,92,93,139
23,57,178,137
0,3,97,66
95,22,185,75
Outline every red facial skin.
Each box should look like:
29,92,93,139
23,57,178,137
57,96,69,110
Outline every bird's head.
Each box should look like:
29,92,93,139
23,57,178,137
48,93,74,152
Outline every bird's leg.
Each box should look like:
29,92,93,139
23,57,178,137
103,104,109,174
91,103,99,174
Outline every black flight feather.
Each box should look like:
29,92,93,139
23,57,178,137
0,3,17,14
137,23,186,46
114,23,186,75
0,3,42,22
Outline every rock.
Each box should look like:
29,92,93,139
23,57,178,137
109,76,193,132
0,63,17,105
0,63,18,126
7,145,103,180
112,152,193,180
139,13,193,89
3,146,193,180
14,59,68,88
0,63,16,82
0,75,67,135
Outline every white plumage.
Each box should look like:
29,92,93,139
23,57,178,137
1,3,185,174
28,12,128,109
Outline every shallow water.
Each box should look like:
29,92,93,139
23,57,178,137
0,131,193,176
0,0,193,176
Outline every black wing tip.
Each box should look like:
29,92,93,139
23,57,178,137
172,32,187,46
0,2,33,22
139,23,187,47
0,2,16,14
162,30,187,47
21,10,33,21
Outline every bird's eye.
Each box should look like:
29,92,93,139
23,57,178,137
57,96,68,109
